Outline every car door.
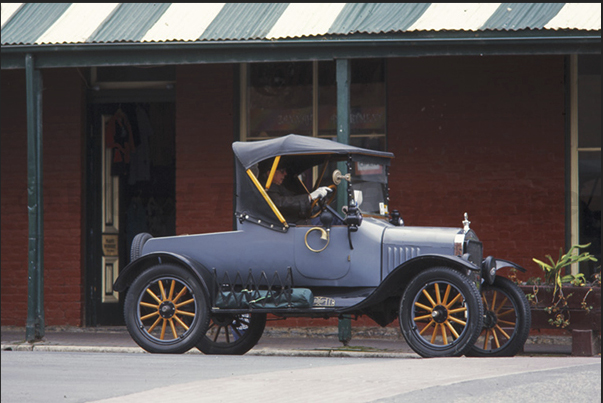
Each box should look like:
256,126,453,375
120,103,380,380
293,225,351,282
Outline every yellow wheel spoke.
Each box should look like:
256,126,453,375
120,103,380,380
449,316,466,326
160,319,167,340
446,293,462,308
481,294,490,310
490,290,498,312
175,298,195,308
158,280,167,301
448,307,467,314
445,321,460,339
169,318,178,339
176,309,196,317
440,324,448,345
140,301,159,309
483,329,490,349
141,311,159,321
442,285,451,305
422,289,437,307
414,301,433,312
168,279,176,301
495,297,509,314
419,320,435,335
497,308,515,317
498,319,516,326
172,286,188,304
434,283,442,304
414,313,433,321
148,316,162,333
146,288,162,304
492,327,501,348
430,324,438,344
495,324,511,339
173,315,189,331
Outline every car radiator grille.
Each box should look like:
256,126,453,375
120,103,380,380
465,239,483,266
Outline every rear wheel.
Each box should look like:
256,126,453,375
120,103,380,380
467,276,531,357
124,264,210,353
196,313,266,355
399,267,483,358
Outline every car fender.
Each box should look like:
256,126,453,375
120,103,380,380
343,254,480,314
494,258,526,272
113,252,213,305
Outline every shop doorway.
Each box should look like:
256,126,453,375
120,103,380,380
86,102,175,326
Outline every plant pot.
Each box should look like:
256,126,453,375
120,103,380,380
519,284,601,355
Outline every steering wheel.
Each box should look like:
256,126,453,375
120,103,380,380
309,184,337,219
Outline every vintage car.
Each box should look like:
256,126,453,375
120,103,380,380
114,134,531,358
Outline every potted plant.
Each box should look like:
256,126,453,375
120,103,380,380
517,243,600,355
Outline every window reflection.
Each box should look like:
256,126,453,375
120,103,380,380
247,60,386,151
248,62,313,138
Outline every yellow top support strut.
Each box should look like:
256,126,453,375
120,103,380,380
264,155,281,190
246,168,288,228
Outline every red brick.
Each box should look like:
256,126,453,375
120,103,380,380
1,69,85,326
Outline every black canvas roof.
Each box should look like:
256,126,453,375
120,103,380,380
232,134,393,170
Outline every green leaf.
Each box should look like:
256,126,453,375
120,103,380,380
532,258,552,271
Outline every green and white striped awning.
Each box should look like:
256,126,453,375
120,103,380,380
2,3,600,46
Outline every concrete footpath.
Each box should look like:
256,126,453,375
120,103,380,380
1,325,577,357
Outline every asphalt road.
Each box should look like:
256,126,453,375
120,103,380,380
1,351,600,403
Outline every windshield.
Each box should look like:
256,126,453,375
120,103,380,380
295,158,389,218
236,150,391,230
350,161,388,217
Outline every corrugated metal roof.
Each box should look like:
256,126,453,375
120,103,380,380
1,3,600,46
200,3,289,41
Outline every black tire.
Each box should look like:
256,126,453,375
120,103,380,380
130,232,153,262
124,264,210,354
196,313,266,355
467,276,531,357
399,267,483,358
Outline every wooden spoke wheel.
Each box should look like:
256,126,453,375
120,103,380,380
467,276,531,357
399,267,483,358
197,313,266,355
124,264,209,354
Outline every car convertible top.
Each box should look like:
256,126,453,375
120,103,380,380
233,134,393,171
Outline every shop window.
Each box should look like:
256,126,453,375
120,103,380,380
243,59,386,151
248,62,313,138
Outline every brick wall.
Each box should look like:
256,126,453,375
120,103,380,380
175,64,235,234
387,55,566,281
1,70,28,326
1,56,568,328
1,69,84,326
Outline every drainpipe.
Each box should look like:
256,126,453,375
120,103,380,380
25,54,45,342
336,58,352,345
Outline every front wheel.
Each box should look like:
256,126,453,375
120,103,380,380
196,313,266,355
399,267,483,358
467,276,531,357
124,264,210,353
